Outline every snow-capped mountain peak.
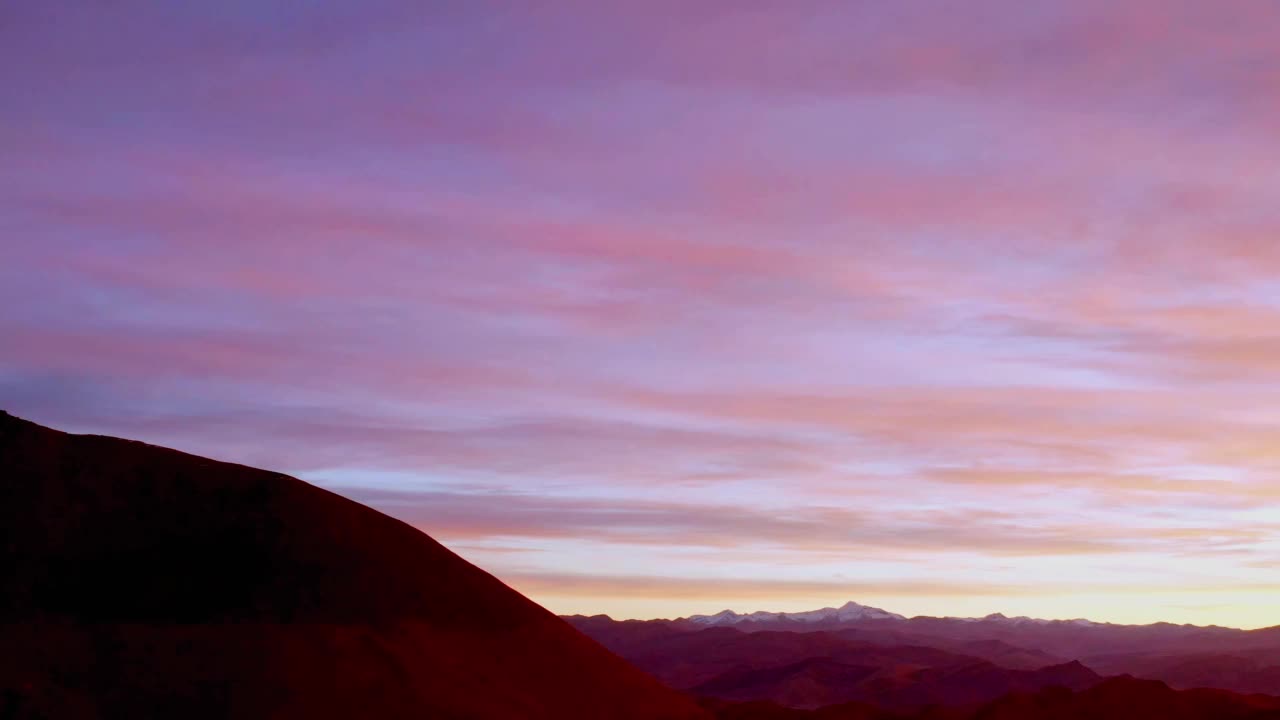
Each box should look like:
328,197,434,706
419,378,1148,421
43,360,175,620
687,601,906,626
977,613,1100,627
685,602,1105,628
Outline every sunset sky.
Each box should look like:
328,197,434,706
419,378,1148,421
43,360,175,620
4,1,1280,628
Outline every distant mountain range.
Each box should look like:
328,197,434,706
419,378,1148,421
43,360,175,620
662,600,1280,674
566,615,1102,710
689,601,907,626
567,604,1280,706
686,599,1202,631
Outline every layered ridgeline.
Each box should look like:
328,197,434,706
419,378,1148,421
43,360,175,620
0,411,708,720
568,602,1280,711
568,615,1101,711
577,600,1280,693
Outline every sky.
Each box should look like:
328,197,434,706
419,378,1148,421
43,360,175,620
3,1,1280,629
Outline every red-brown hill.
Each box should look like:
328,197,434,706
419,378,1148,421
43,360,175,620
0,411,709,720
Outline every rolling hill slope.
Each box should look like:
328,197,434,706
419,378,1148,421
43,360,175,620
0,410,708,719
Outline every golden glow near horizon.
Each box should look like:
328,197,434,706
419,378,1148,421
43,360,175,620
517,582,1280,630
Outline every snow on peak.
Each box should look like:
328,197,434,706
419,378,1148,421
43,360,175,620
687,601,906,626
969,613,1099,627
685,604,1103,628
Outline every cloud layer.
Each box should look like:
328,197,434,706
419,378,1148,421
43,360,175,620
4,0,1280,627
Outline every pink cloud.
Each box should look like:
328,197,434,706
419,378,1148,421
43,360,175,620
5,0,1280,626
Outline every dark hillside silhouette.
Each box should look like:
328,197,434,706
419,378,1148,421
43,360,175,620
0,410,708,719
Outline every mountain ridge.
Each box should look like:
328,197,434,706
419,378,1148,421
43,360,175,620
673,600,1253,631
690,601,907,626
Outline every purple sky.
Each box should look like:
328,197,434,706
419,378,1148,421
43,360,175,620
4,1,1280,626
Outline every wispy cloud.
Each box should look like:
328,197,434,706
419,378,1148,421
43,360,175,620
4,0,1280,627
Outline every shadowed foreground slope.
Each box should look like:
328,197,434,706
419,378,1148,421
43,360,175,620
702,677,1280,720
0,411,708,719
